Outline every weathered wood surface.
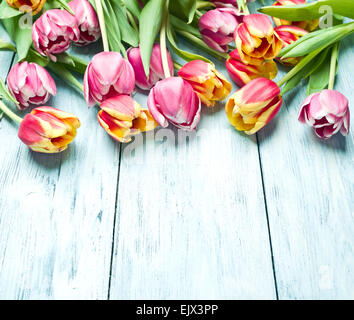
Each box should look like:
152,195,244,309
0,1,353,299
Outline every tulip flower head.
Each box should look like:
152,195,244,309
272,0,319,32
127,44,174,90
18,107,81,153
6,0,46,15
98,95,157,143
235,14,282,65
298,90,350,139
226,78,283,134
147,77,201,130
226,49,277,87
68,0,101,46
199,8,243,53
178,60,232,107
84,52,135,107
32,9,80,61
275,25,308,66
7,62,57,110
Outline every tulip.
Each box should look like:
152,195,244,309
147,77,201,130
178,60,232,107
199,8,243,53
6,0,46,15
97,95,158,143
234,14,282,65
32,9,80,61
127,44,174,90
84,52,135,107
226,49,277,87
298,90,350,139
272,0,319,32
18,107,81,153
7,62,57,110
275,25,308,66
225,77,283,134
68,0,101,46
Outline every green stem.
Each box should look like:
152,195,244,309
243,4,250,14
196,1,215,9
0,38,16,52
328,42,339,90
277,48,323,88
0,100,22,124
195,10,203,18
175,30,229,60
160,0,171,78
95,0,110,52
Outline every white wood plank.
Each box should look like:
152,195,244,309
109,52,277,299
257,35,354,299
0,43,119,299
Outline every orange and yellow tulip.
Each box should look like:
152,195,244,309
178,60,232,107
98,95,158,143
7,0,46,15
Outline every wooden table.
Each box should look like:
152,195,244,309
0,2,353,300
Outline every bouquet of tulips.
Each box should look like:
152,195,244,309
0,0,353,153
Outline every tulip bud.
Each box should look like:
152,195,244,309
7,62,57,110
68,0,101,46
18,107,81,153
226,77,283,134
274,25,308,66
147,77,201,130
6,0,46,15
199,8,243,53
272,0,319,32
226,49,277,87
298,90,350,139
127,44,174,90
178,60,232,107
235,14,282,65
84,52,135,107
32,9,80,61
97,95,158,143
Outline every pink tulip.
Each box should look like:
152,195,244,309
84,52,135,107
69,0,100,46
147,77,201,130
7,62,57,110
127,44,174,90
32,9,80,61
298,90,350,139
199,8,243,53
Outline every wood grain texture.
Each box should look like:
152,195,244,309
257,35,354,299
108,53,277,299
0,40,120,299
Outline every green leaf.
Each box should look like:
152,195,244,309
139,0,165,77
280,22,354,58
0,38,16,51
2,14,32,61
169,0,197,24
26,48,50,67
110,0,139,47
166,21,212,64
259,0,354,21
307,46,337,95
122,0,141,19
63,54,88,74
0,78,19,105
47,62,84,93
170,15,201,38
0,0,22,19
